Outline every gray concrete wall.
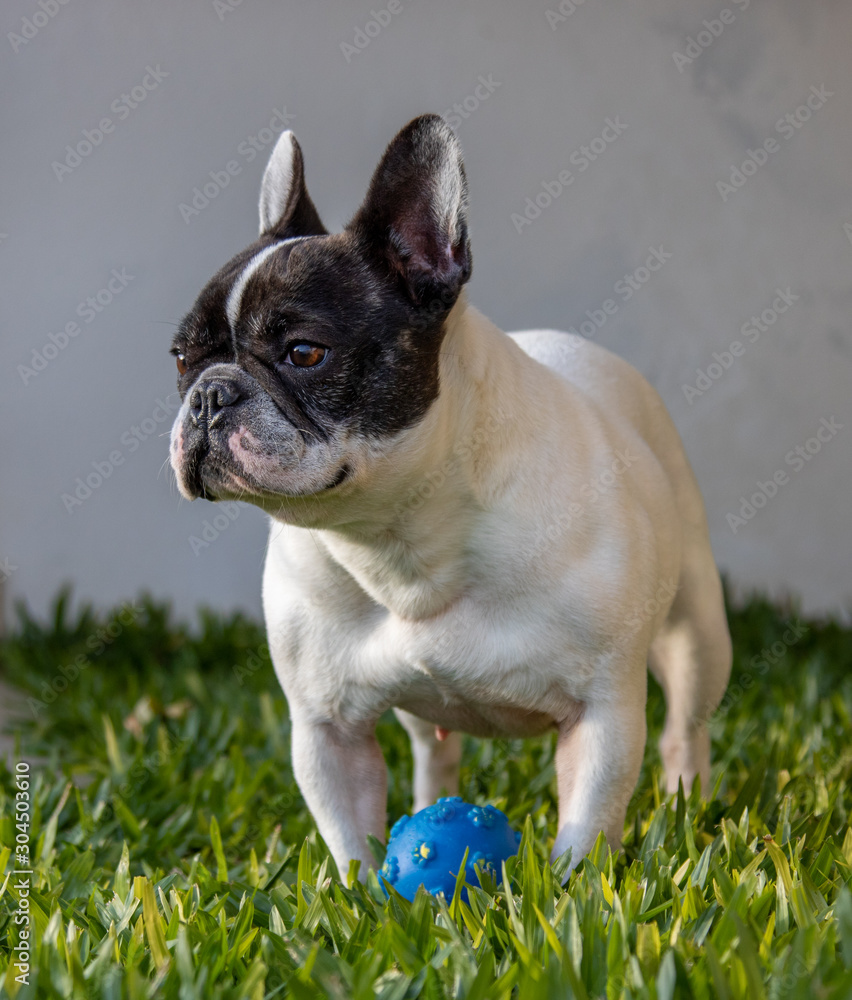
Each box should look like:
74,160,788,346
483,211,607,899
2,0,850,624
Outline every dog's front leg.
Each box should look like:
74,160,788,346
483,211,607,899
551,674,647,880
289,711,387,882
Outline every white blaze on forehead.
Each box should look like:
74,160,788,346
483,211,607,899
224,236,308,333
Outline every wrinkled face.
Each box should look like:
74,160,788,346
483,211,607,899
169,116,471,519
170,233,443,507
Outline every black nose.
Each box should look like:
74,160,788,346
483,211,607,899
189,378,242,427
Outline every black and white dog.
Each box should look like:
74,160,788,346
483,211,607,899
169,115,731,879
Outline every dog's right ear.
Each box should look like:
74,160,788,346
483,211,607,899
258,131,327,238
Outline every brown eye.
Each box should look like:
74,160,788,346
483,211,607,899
176,353,188,375
285,343,328,368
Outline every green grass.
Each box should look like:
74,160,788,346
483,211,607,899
1,588,851,998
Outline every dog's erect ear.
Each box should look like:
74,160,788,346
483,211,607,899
349,114,472,306
259,131,327,238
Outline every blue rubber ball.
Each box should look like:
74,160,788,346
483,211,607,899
379,797,520,902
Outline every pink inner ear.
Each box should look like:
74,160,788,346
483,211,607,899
395,213,460,281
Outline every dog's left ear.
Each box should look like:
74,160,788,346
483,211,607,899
349,114,472,307
259,131,327,238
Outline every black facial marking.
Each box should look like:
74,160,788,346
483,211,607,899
173,231,454,438
170,238,279,373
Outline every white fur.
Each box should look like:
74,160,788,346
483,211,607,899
224,238,306,334
261,295,732,880
259,130,296,234
433,138,465,244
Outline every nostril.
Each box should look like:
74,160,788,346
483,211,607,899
189,388,203,426
212,383,240,410
206,380,242,424
188,377,242,428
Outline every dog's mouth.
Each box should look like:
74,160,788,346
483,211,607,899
188,450,351,502
323,464,351,491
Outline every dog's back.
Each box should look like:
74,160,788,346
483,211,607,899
509,328,699,517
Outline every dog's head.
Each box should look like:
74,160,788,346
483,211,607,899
169,114,472,521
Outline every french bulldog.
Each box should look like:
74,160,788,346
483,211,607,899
169,114,731,881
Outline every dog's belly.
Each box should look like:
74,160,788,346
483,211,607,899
393,679,558,738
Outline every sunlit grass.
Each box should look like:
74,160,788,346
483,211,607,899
1,589,851,997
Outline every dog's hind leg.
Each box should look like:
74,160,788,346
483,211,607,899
395,708,463,812
649,543,732,796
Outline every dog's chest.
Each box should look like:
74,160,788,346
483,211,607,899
265,525,598,735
